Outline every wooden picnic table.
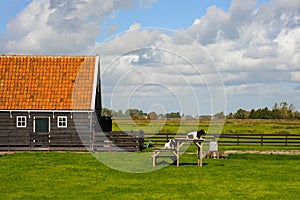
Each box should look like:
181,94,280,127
152,138,205,167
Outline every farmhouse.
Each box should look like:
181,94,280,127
0,55,107,150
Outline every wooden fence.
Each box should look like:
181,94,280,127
0,131,144,152
1,131,299,152
214,134,300,146
143,133,300,147
92,131,144,152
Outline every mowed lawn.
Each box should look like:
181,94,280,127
0,152,299,199
112,119,300,134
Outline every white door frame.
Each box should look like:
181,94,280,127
33,116,51,133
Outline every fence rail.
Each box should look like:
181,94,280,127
0,131,144,152
1,132,300,152
143,133,300,147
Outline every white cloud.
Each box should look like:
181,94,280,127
129,23,141,31
1,0,300,113
93,28,162,56
291,72,300,82
1,0,156,55
98,0,300,113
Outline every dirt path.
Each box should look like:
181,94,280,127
224,150,300,155
0,152,15,155
1,150,300,156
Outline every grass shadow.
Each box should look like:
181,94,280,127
179,162,208,166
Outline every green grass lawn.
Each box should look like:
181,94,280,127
113,119,300,135
222,119,300,134
0,152,299,199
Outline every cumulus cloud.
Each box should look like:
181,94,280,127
189,0,300,84
1,0,300,113
97,0,300,113
1,0,156,54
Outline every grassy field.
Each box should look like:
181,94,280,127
0,152,300,199
112,119,300,134
222,119,300,134
1,119,299,199
113,119,300,151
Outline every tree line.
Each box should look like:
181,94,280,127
101,108,181,119
227,102,300,119
101,102,300,120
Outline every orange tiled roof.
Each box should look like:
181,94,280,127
0,55,98,111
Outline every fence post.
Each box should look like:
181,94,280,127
285,135,288,146
237,135,239,145
261,135,263,146
29,132,31,151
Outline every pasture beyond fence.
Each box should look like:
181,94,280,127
143,133,300,147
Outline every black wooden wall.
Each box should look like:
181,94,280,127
0,111,93,151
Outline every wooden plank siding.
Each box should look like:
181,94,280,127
0,112,31,150
0,111,144,152
0,111,93,151
48,113,93,150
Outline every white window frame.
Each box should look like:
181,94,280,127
57,116,68,128
16,116,27,128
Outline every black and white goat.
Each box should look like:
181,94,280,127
164,129,206,148
164,139,177,149
186,129,206,139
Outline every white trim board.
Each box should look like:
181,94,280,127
91,55,100,111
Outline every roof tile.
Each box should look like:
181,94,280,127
0,55,97,111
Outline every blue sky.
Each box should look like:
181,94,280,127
0,0,264,39
0,0,232,42
102,0,233,32
0,0,30,33
0,0,299,115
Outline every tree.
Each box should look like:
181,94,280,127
271,104,281,119
148,112,158,120
229,102,299,120
261,107,271,119
280,102,289,119
125,109,139,118
227,113,234,119
288,103,295,119
293,111,300,119
273,103,279,110
125,109,146,119
249,109,257,119
214,111,225,119
233,109,249,119
101,108,112,117
166,112,181,118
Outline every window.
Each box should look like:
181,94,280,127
34,117,50,133
17,116,27,128
57,116,67,128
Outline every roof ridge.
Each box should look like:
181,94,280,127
1,54,95,57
